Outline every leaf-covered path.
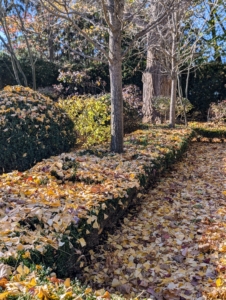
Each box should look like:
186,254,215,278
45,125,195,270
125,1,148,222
83,143,226,299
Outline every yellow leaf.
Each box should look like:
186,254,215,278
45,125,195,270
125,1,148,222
64,278,71,287
36,287,49,299
22,251,31,259
216,278,224,287
78,238,86,247
16,264,30,276
17,244,24,251
93,221,99,229
102,291,111,298
0,292,10,300
84,287,92,294
29,277,36,287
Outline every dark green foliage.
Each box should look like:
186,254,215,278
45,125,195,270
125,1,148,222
0,54,17,89
0,55,59,89
185,62,226,117
0,85,76,174
20,58,59,88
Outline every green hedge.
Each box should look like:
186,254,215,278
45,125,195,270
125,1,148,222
0,85,76,173
0,126,193,278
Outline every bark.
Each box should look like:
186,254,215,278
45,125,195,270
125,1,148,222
11,56,21,85
169,11,177,128
177,75,187,126
142,47,161,123
108,0,124,153
160,74,171,97
48,33,54,62
169,74,176,127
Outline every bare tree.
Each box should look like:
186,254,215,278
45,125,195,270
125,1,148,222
35,0,174,153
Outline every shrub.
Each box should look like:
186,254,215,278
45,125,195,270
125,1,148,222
0,85,76,174
59,92,142,147
59,95,111,147
208,100,226,122
122,84,142,133
152,96,193,122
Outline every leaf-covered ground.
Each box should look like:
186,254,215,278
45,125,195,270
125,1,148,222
81,142,226,300
0,127,191,261
1,126,226,299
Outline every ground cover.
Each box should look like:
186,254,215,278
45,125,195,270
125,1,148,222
0,123,226,299
0,126,192,299
81,142,226,299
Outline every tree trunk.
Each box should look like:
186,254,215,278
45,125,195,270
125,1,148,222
160,74,171,97
48,30,54,62
142,30,171,124
11,56,21,85
169,11,177,128
169,75,176,127
142,47,161,123
108,0,124,153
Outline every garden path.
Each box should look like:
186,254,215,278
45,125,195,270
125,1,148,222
83,142,226,300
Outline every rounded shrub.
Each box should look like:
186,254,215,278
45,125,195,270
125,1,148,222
208,100,226,122
59,93,142,147
59,95,111,147
0,85,76,174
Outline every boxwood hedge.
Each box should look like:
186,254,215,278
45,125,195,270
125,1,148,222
0,85,76,173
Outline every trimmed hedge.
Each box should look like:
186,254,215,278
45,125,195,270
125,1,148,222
190,122,226,140
0,126,193,278
0,85,76,174
1,123,225,279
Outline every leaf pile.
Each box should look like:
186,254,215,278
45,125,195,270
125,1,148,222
82,142,226,300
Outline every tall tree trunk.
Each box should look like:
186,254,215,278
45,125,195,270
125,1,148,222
108,0,124,153
142,30,171,124
109,32,123,153
160,74,171,97
11,56,21,85
142,45,161,123
169,74,177,127
48,33,54,62
169,11,178,128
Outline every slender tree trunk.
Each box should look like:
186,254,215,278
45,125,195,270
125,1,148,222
11,56,21,85
170,75,177,127
169,11,178,128
48,33,54,62
108,0,124,153
177,75,187,126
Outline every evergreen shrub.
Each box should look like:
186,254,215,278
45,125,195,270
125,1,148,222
0,86,76,174
208,100,226,122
